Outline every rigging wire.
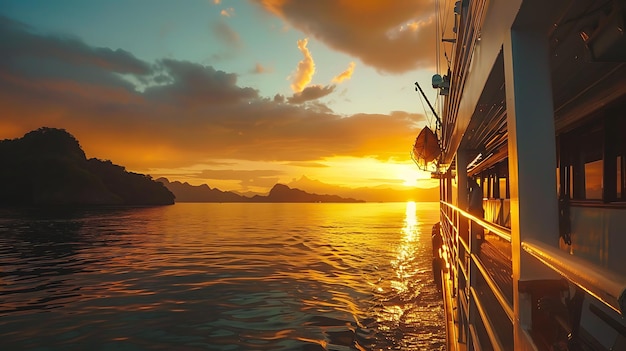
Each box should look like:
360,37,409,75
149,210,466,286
435,0,441,77
417,83,435,129
439,0,454,70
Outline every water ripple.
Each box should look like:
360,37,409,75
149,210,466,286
0,203,444,350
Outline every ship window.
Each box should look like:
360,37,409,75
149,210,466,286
556,168,560,195
558,101,625,204
499,178,507,199
569,165,574,198
572,117,603,201
584,160,603,200
618,156,623,199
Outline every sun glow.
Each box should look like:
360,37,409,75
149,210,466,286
398,166,425,187
307,156,434,190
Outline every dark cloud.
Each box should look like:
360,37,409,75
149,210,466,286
273,94,285,103
0,16,151,75
287,84,335,104
256,0,438,73
144,59,259,106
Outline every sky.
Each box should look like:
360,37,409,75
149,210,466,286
0,0,455,194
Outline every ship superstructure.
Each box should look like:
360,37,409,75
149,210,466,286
415,0,626,350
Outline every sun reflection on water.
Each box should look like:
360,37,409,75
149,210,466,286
391,201,421,294
371,200,445,349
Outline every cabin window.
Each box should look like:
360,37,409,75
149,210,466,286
558,104,625,204
584,160,603,200
618,156,623,199
569,165,574,198
499,178,507,199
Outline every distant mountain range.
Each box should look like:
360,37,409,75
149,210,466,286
156,178,364,203
157,175,439,203
287,175,439,202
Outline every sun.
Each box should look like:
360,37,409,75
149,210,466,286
398,166,421,187
402,177,418,187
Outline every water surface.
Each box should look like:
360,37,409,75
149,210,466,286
0,202,444,350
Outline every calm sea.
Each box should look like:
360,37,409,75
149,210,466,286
0,202,444,351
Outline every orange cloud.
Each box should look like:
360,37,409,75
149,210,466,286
253,63,271,74
220,8,234,17
256,0,439,73
332,62,355,83
289,38,315,93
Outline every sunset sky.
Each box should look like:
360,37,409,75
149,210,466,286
0,0,452,193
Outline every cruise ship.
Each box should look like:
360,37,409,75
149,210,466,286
413,0,626,350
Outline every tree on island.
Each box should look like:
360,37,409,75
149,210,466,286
0,127,174,206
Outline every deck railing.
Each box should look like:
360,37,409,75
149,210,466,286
440,201,513,351
522,239,626,315
439,200,626,350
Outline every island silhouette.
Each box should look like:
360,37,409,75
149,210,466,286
0,127,175,206
0,127,364,205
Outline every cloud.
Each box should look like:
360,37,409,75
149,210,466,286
197,169,284,180
0,16,426,173
289,38,315,92
273,94,285,103
212,20,241,48
287,84,335,104
256,0,438,73
252,63,271,74
0,16,151,76
144,59,258,106
196,169,283,189
332,62,355,83
285,162,329,168
220,8,235,17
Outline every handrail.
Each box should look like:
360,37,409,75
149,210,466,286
471,286,506,351
440,201,512,242
472,253,514,322
459,254,469,281
460,288,469,321
459,234,469,254
469,324,482,351
440,207,455,229
441,199,626,315
522,239,626,316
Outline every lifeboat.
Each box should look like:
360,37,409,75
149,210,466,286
411,126,440,169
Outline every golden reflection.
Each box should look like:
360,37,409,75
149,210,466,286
381,201,423,326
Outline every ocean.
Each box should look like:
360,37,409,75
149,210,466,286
0,202,444,351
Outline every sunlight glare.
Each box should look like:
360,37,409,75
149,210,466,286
404,201,417,232
399,168,421,187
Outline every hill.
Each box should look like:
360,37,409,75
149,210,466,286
157,178,364,203
0,127,175,206
251,184,364,203
287,175,439,202
156,178,247,202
